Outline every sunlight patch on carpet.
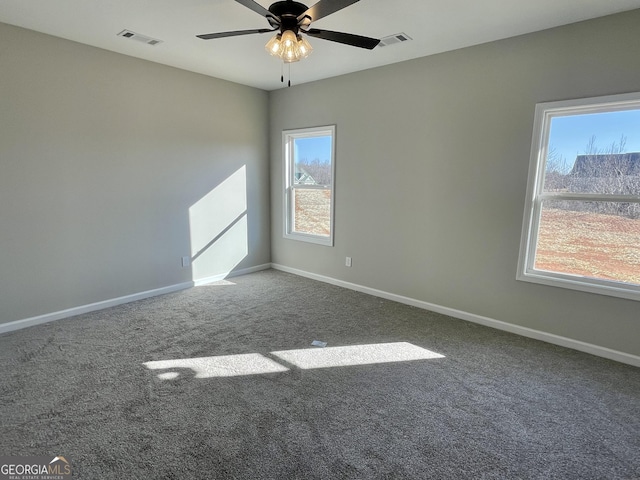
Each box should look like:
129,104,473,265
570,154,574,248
144,353,289,378
272,342,444,369
144,342,444,380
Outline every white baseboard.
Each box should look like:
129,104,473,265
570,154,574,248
0,281,193,335
271,263,640,368
0,263,272,335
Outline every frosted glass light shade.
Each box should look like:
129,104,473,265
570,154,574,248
265,34,282,56
297,36,313,58
280,30,301,63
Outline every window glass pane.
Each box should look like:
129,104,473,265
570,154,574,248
292,188,331,237
293,135,332,186
534,199,640,285
544,110,640,194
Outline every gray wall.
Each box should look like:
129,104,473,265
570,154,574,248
270,10,640,356
0,23,270,324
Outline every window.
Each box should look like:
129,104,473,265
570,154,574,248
283,125,336,246
518,92,640,301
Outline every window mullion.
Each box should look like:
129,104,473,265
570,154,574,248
539,192,640,203
292,184,332,191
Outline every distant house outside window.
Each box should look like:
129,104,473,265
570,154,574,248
283,125,336,246
518,92,640,301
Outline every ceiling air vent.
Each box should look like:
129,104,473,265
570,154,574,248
117,29,162,46
378,33,412,47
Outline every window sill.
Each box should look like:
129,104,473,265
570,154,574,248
517,270,640,302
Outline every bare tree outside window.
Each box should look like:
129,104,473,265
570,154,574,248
545,135,640,218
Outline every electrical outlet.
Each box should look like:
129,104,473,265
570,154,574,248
345,257,352,267
182,256,191,267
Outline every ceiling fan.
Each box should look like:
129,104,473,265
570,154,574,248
197,0,380,65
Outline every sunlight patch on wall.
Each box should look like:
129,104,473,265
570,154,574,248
188,165,248,281
144,342,444,380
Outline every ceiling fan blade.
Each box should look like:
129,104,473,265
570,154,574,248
299,0,360,22
305,28,380,49
197,28,276,40
235,0,272,18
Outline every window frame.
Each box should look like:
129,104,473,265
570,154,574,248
517,92,640,301
282,125,336,246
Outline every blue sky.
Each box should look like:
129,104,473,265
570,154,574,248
294,136,332,163
548,109,640,166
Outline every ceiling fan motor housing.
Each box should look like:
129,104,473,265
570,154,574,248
269,1,309,33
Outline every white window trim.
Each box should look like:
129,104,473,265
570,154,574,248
517,92,640,301
283,125,336,246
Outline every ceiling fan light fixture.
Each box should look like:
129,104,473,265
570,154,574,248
265,29,312,63
200,0,381,72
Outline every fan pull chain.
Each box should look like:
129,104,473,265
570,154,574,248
279,62,293,87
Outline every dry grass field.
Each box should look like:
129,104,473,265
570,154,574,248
293,189,331,236
535,208,640,284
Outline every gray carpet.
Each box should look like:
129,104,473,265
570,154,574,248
1,270,638,479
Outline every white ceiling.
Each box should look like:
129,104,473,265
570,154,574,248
2,0,640,91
